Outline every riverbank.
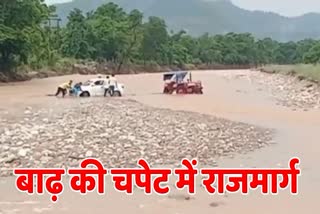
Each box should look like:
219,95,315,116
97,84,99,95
260,64,320,84
0,62,251,83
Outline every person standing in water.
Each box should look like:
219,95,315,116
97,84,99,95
71,82,82,96
104,76,110,97
108,74,117,97
55,80,73,98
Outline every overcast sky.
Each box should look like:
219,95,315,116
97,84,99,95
232,0,320,17
46,0,320,17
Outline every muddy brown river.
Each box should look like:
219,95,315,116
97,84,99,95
0,70,319,214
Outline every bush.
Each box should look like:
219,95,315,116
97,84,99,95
261,64,320,83
181,64,196,70
52,58,77,74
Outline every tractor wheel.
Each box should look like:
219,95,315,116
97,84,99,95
193,87,203,94
164,87,174,94
186,86,195,94
189,87,196,94
176,87,186,94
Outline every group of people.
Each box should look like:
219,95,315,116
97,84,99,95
55,74,118,98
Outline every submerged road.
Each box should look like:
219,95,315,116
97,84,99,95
0,70,319,213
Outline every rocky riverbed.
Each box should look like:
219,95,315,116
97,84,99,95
232,70,320,110
0,98,272,177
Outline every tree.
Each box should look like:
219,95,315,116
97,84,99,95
295,39,317,63
255,38,279,65
116,9,144,72
88,3,128,62
61,9,92,59
303,42,320,64
3,0,320,77
0,0,50,72
275,42,297,64
141,16,169,64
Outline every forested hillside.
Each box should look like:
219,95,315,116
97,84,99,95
1,0,320,82
53,0,320,42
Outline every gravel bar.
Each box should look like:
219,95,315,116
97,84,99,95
0,98,273,177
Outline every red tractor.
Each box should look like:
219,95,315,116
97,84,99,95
163,71,203,94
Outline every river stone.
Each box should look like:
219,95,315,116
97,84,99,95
0,98,272,177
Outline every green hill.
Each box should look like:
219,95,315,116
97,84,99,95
53,0,320,41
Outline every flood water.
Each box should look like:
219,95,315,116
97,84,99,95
0,70,319,213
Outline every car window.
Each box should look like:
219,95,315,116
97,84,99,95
94,80,104,85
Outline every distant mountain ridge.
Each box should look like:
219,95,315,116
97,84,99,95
53,0,320,41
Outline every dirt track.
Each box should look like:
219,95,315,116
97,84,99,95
0,69,319,214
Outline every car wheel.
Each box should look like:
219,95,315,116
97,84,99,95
80,91,90,97
113,91,122,97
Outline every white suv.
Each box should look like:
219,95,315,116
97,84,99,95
79,78,124,97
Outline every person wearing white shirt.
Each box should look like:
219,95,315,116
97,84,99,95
104,74,117,97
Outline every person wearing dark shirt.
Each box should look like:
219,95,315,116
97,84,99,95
108,74,117,97
104,76,110,97
70,82,82,96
